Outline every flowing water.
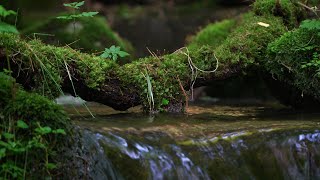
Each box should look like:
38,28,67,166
68,103,320,180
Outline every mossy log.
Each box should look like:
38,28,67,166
1,0,316,112
0,18,238,111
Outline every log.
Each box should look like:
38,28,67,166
0,0,311,112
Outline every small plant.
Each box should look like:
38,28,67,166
57,1,98,35
302,52,320,76
0,119,66,178
0,5,18,34
56,1,98,20
161,98,169,106
100,45,130,61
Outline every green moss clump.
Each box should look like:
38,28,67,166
252,0,303,27
22,16,134,55
266,27,320,100
0,71,70,134
0,72,71,178
4,91,69,129
214,13,287,72
0,33,118,97
187,19,237,50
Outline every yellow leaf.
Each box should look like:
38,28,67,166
257,22,270,27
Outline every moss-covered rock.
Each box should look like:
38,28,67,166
22,16,134,55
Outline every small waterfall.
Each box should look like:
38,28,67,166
80,129,320,180
92,131,210,180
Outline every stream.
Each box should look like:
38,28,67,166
65,103,320,180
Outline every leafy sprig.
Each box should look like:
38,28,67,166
63,1,85,9
100,45,130,61
56,1,98,20
57,11,98,20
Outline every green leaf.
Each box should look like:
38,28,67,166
35,126,52,135
52,129,66,135
8,141,17,148
63,1,85,9
0,148,6,159
17,120,29,129
0,141,9,148
79,11,99,17
161,98,169,106
0,22,19,34
74,1,85,8
46,163,57,170
100,46,129,61
118,51,130,57
112,55,118,61
56,15,73,20
3,133,14,139
0,5,17,18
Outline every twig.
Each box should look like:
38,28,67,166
177,76,189,111
296,1,319,17
146,47,160,59
174,47,219,100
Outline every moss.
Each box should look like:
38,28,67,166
214,13,287,73
0,11,288,112
0,72,71,178
116,19,240,111
0,33,118,97
1,70,70,132
187,19,237,51
0,4,305,112
22,16,134,55
266,27,320,100
252,0,304,27
4,90,69,129
118,45,219,111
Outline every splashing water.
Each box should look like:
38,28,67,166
80,128,320,180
